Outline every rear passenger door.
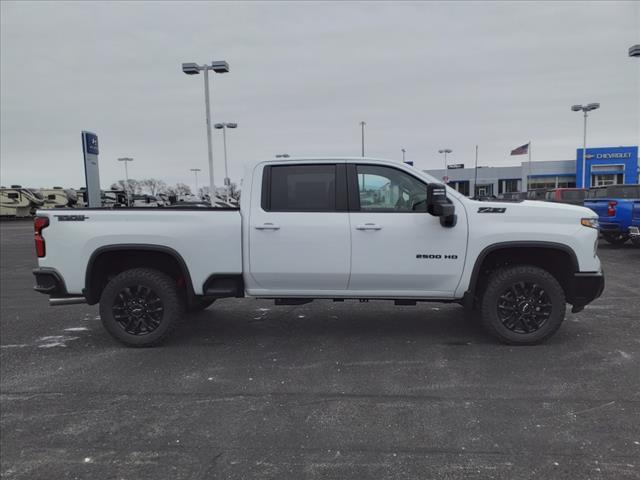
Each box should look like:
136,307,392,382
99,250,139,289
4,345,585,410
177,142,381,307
247,163,351,295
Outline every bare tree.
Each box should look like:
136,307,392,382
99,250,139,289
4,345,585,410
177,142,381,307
173,183,192,196
140,179,167,196
111,179,141,195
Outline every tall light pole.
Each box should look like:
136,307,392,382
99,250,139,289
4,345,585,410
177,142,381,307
214,122,238,194
571,103,600,188
182,60,230,205
190,168,201,193
360,121,366,157
438,149,452,182
117,157,134,205
401,148,406,163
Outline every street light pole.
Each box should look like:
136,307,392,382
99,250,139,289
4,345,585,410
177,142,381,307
117,157,134,205
214,122,238,198
360,121,366,157
401,148,406,163
571,103,600,188
203,68,214,199
190,168,201,193
182,60,230,205
438,149,452,182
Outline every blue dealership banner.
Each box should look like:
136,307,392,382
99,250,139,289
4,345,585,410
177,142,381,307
82,131,101,207
576,145,638,188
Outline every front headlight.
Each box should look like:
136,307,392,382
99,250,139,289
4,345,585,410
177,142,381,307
581,217,599,229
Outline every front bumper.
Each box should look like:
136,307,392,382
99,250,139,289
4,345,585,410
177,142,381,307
570,271,605,313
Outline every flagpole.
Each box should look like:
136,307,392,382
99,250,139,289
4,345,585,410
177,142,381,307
527,140,532,191
474,145,478,197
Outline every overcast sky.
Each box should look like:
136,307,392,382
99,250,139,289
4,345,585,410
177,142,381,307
1,1,638,190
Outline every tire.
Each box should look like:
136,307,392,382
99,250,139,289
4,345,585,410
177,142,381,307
480,265,566,345
630,236,640,247
99,268,184,347
187,298,216,313
603,232,629,246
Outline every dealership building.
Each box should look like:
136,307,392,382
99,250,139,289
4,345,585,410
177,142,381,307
423,145,639,197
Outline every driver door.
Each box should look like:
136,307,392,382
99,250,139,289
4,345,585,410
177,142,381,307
347,163,467,297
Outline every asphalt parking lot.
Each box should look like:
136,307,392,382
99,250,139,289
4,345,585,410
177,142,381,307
1,220,639,480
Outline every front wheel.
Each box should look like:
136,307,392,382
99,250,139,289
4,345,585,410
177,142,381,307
480,265,566,345
99,268,184,347
603,232,629,245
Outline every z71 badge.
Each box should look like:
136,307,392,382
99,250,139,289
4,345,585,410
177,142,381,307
478,207,506,213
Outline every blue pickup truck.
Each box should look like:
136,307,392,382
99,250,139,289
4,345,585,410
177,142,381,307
584,184,640,245
630,200,640,246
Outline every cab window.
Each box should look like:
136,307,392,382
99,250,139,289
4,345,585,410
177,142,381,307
356,165,427,212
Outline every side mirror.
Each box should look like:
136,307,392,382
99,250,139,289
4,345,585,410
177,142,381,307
427,183,457,227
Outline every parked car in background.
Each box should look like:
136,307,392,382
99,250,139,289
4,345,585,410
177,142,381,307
132,194,163,207
544,188,587,206
526,189,548,201
499,192,527,201
584,184,640,245
629,200,640,246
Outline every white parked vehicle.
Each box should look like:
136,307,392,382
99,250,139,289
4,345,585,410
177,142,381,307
33,157,604,346
1,185,44,217
39,187,78,209
131,194,163,207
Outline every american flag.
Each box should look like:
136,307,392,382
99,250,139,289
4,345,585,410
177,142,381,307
510,143,529,155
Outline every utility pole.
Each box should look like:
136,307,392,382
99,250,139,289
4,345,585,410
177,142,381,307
360,121,366,157
117,157,134,206
190,168,201,193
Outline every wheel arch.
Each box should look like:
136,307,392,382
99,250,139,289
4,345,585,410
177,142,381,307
84,244,195,305
464,241,580,308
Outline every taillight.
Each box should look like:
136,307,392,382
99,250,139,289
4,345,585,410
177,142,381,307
607,200,617,217
34,216,49,258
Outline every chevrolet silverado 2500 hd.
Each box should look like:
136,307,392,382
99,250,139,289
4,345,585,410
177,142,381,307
33,158,604,346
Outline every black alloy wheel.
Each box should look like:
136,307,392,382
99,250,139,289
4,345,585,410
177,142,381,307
480,265,566,345
112,285,164,335
496,281,552,334
100,268,183,347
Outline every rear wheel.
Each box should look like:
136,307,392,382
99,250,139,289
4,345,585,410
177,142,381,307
603,232,629,245
480,265,566,345
99,268,184,347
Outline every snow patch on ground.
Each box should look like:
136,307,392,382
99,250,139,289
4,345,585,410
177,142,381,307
64,327,89,332
37,335,79,348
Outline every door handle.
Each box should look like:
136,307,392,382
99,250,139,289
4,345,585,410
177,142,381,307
255,223,280,230
356,223,382,231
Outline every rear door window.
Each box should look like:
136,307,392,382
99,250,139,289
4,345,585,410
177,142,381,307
264,164,338,212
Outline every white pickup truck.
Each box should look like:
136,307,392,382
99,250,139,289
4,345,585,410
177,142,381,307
33,157,604,346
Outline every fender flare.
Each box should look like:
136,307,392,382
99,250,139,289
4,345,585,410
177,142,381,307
84,244,195,304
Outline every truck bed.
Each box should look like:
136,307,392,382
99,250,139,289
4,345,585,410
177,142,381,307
36,208,242,295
